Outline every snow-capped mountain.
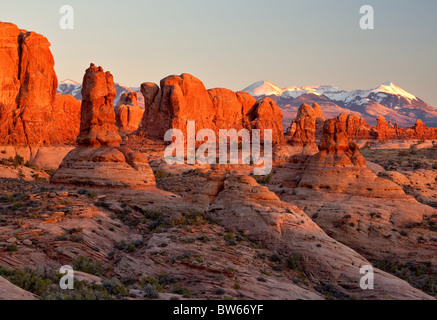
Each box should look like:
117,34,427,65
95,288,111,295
243,81,437,128
57,79,82,99
57,80,144,108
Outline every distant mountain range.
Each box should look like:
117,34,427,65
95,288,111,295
243,81,437,128
58,79,437,129
57,79,144,108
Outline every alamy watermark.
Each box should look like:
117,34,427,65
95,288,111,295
360,5,374,30
59,5,74,30
360,265,374,290
164,121,273,175
59,265,74,290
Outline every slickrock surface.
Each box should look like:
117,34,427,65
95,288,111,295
51,64,155,188
0,22,80,146
0,277,37,300
201,173,431,299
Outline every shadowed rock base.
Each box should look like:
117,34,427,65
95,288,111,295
51,146,155,187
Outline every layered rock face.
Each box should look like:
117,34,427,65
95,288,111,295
138,73,285,144
0,22,80,145
51,64,155,188
200,173,431,300
115,92,144,132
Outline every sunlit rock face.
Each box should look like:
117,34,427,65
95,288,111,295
138,73,285,145
51,64,155,188
0,22,80,146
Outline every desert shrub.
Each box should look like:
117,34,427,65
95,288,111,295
158,273,177,286
77,189,88,195
287,254,303,271
171,211,208,227
94,201,111,209
11,155,25,167
71,256,104,276
256,174,273,185
172,284,192,297
114,240,143,253
0,266,119,300
155,170,168,179
77,189,97,199
7,244,18,252
102,278,128,296
0,266,49,296
143,285,159,299
315,283,349,300
32,174,47,183
224,232,236,242
269,253,282,262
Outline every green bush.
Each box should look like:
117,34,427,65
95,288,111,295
172,284,192,298
171,211,208,227
102,278,128,295
224,232,236,242
256,174,273,185
71,256,104,276
7,244,18,252
155,170,168,179
0,266,120,300
287,254,303,271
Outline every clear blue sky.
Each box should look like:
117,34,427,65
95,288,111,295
1,0,436,106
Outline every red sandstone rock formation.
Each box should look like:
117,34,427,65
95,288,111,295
338,112,371,139
341,114,437,141
295,117,405,196
274,117,437,270
140,73,216,140
286,103,323,154
247,97,285,145
313,117,367,168
51,64,155,188
76,64,120,146
0,22,80,145
288,104,317,145
208,88,254,131
138,74,285,144
118,91,138,107
115,92,144,132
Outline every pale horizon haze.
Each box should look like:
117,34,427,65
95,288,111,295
1,0,436,106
